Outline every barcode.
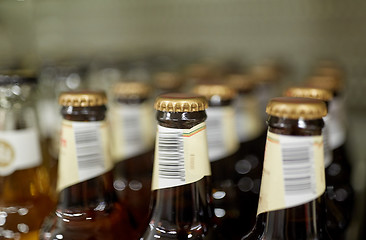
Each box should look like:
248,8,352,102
73,123,104,170
122,114,142,146
206,118,224,149
322,124,332,167
158,131,185,182
281,141,315,195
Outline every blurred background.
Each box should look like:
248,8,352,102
0,0,365,238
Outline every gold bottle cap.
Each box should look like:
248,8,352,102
154,93,208,112
0,69,37,84
154,72,183,90
112,82,151,98
250,64,280,84
227,74,254,92
266,97,327,120
305,75,343,92
59,90,107,107
284,87,333,102
193,83,237,101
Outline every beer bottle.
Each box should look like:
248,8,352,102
110,82,155,234
40,91,137,240
141,93,216,240
285,86,354,239
243,97,331,240
0,71,55,239
153,71,184,95
193,83,248,239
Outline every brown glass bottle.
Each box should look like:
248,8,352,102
243,97,331,240
40,91,137,240
306,76,354,230
285,86,354,239
193,83,250,239
110,82,155,235
141,93,217,240
0,71,55,240
153,71,184,95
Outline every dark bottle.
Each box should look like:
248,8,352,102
110,82,155,235
153,71,184,95
306,76,354,225
40,91,137,240
193,83,248,239
243,97,331,240
0,70,55,240
141,93,216,240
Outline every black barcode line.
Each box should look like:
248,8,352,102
74,124,104,170
206,118,224,149
281,141,314,196
158,131,185,182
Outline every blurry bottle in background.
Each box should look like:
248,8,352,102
153,71,184,96
141,93,217,240
109,82,155,235
285,87,354,239
0,70,55,240
243,97,331,240
40,91,137,240
193,83,247,239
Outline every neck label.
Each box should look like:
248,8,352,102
58,120,113,191
110,102,154,162
206,106,239,162
257,131,326,215
152,122,211,190
0,128,41,176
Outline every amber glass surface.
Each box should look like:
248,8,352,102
243,116,332,240
40,105,137,240
113,96,154,236
141,110,218,240
0,82,55,240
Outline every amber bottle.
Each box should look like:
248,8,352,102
40,91,137,240
153,71,184,95
0,71,55,240
110,82,155,235
140,93,217,240
243,97,331,240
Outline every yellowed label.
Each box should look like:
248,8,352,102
109,102,154,162
58,120,113,192
235,94,264,142
152,122,211,190
206,106,239,162
257,131,326,215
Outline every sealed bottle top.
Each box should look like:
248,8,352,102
227,74,254,93
284,87,333,102
306,75,344,93
153,72,183,91
193,83,237,102
266,97,327,120
154,93,208,112
113,82,151,100
58,90,107,107
250,62,282,84
0,69,37,85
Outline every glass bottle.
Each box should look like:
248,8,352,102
109,82,155,235
40,91,137,240
153,71,184,96
0,70,55,240
193,83,249,239
141,93,217,240
285,86,354,239
243,97,331,240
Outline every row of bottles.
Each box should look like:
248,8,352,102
0,58,356,240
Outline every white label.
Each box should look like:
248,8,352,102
327,97,346,149
205,106,239,162
234,94,264,142
0,128,42,176
110,102,154,162
152,123,211,190
322,119,333,167
58,120,113,191
257,132,325,215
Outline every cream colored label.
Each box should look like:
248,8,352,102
152,122,211,190
235,95,264,142
206,106,239,162
58,120,113,191
257,131,326,215
110,102,154,162
0,128,42,176
327,97,347,149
